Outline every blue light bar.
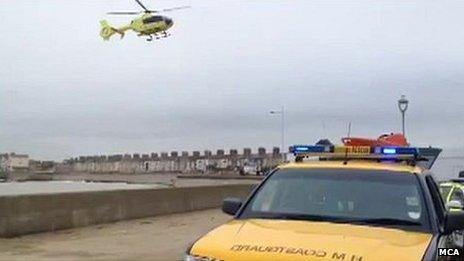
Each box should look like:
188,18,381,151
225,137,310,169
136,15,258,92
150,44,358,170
291,145,331,154
375,147,418,156
382,148,397,154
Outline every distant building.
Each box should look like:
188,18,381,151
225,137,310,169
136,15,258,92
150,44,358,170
0,153,30,172
0,154,7,172
29,160,55,172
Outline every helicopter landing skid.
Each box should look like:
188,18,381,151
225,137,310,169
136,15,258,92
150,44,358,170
145,35,154,41
144,33,170,41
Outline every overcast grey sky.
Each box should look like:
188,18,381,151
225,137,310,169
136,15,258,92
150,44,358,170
1,0,464,160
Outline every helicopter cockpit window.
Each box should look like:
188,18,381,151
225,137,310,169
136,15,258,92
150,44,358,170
142,16,164,24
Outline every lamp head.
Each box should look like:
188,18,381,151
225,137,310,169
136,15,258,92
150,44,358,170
398,95,409,112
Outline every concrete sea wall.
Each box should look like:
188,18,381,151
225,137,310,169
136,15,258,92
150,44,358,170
0,184,254,238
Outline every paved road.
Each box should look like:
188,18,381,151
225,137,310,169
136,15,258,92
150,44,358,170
0,209,229,261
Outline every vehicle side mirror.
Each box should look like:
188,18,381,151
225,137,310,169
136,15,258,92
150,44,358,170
445,212,464,234
222,197,242,216
446,200,464,211
459,170,464,178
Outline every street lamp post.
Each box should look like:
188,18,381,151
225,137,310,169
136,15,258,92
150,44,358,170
398,95,409,136
270,106,285,161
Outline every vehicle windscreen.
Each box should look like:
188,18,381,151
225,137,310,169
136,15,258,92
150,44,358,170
439,185,453,200
240,168,430,232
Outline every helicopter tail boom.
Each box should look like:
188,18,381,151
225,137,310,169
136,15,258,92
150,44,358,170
100,20,125,40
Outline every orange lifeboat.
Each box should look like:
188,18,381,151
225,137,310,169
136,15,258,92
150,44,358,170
341,133,408,147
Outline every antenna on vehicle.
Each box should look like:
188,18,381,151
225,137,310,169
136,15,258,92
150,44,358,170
347,122,351,138
343,122,351,165
321,120,327,139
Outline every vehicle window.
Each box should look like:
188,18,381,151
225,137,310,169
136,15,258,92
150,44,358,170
241,168,430,231
440,185,453,201
450,188,464,205
142,16,164,24
426,175,446,223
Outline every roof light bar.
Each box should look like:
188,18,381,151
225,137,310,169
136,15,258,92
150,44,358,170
382,148,397,154
290,145,332,154
374,147,418,156
291,144,419,161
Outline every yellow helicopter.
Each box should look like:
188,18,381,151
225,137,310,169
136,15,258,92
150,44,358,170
100,0,189,41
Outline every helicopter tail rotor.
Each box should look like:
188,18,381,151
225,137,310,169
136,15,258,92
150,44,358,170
100,20,124,40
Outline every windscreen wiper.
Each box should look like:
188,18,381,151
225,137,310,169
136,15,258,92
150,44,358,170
347,218,422,226
255,213,344,222
250,215,421,226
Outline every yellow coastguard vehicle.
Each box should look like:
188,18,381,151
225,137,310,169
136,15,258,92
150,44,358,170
440,179,464,212
185,145,464,261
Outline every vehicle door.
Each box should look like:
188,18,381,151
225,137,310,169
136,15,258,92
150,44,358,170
447,186,464,247
427,176,464,250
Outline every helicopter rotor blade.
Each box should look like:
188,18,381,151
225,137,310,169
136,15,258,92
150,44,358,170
107,11,141,15
107,4,190,15
134,0,150,12
143,5,190,13
159,5,191,12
